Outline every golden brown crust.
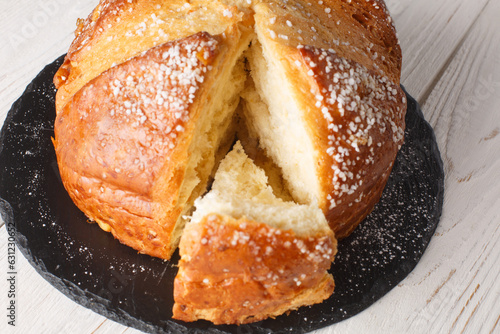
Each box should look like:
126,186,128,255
251,0,406,237
292,46,406,238
253,0,402,84
173,214,336,324
54,0,248,112
54,32,223,259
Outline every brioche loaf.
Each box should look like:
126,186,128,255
53,0,406,324
54,0,405,259
53,1,405,321
173,142,336,324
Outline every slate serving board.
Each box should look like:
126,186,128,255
0,55,444,334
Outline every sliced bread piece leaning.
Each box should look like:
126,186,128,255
173,142,337,325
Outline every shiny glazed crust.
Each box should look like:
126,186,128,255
53,0,251,113
249,0,406,237
54,33,218,258
173,214,336,324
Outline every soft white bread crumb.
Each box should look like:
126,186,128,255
191,141,330,236
241,39,321,206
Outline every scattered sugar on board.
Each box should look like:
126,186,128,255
330,119,441,302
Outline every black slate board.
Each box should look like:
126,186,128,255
0,55,444,334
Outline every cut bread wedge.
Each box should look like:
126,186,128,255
173,142,337,324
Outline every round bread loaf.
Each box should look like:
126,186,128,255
53,0,406,259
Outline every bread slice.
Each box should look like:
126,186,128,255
173,142,337,325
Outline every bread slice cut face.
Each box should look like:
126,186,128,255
173,142,337,324
53,0,406,260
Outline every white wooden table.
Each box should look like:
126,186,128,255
1,1,499,333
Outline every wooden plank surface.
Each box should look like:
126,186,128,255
392,0,492,104
1,0,499,333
